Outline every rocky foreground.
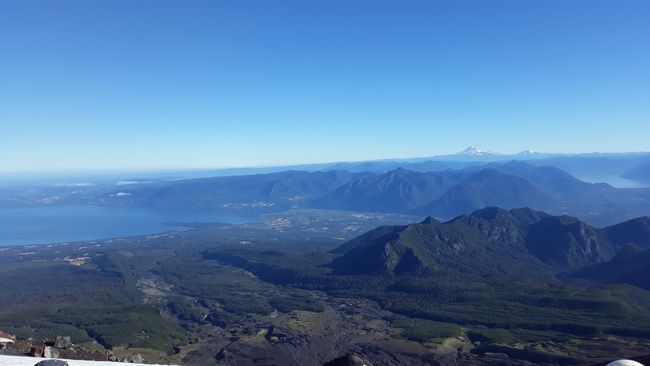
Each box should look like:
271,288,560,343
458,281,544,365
0,355,172,366
0,332,151,365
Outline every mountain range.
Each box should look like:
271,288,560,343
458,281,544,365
322,147,650,178
314,161,650,225
95,170,369,211
4,152,650,227
51,160,648,226
328,207,650,278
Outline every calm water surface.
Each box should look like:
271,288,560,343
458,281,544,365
0,205,257,247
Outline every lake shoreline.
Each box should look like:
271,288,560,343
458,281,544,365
0,205,260,247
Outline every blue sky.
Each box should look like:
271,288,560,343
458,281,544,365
1,0,649,172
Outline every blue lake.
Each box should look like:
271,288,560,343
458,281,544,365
0,205,258,247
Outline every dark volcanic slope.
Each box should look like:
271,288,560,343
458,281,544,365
603,216,650,248
329,208,650,276
524,216,616,270
572,245,650,290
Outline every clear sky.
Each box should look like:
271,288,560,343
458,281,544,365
1,0,649,172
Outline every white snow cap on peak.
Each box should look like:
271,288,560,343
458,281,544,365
458,146,497,156
517,149,538,154
606,360,645,366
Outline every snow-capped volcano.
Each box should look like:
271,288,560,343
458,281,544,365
457,146,498,156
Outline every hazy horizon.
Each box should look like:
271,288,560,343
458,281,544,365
1,146,650,176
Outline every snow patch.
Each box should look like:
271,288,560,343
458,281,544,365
457,146,498,156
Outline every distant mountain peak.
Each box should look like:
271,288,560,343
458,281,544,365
517,149,538,155
420,216,440,225
469,206,512,219
458,146,497,156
